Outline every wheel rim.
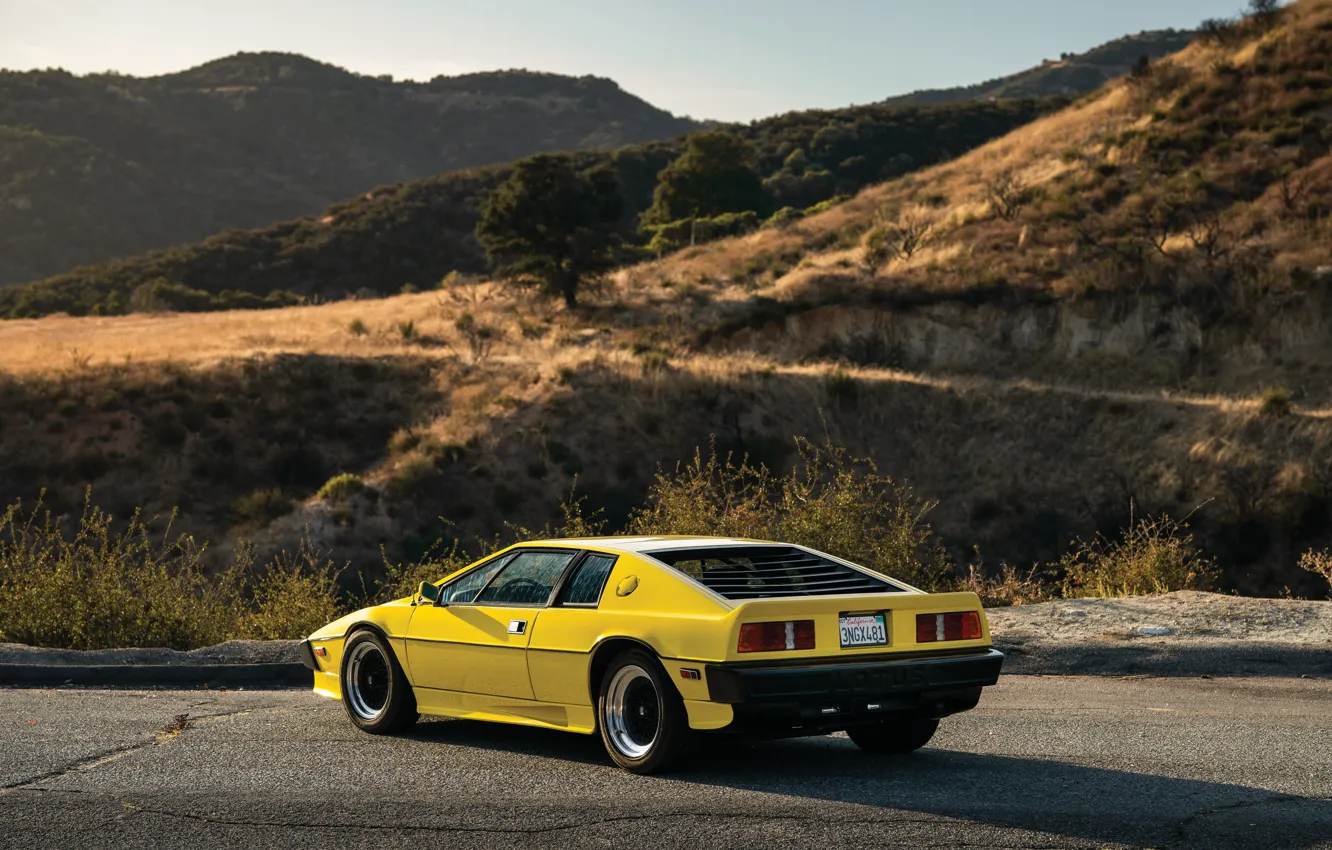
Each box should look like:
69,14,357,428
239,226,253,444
346,641,390,722
604,665,660,760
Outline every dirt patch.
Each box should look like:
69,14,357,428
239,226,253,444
988,591,1332,644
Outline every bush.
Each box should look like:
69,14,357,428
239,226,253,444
388,452,437,496
348,318,369,336
1298,549,1332,598
958,562,1057,608
231,488,294,526
0,494,240,649
984,173,1033,221
229,539,344,641
315,473,366,504
1259,386,1292,417
643,211,761,255
454,312,498,363
377,540,473,602
763,206,804,229
1197,17,1242,47
1056,509,1219,598
626,437,949,590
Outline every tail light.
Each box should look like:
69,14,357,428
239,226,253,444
738,620,815,653
916,611,983,643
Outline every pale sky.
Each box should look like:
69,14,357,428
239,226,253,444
3,0,1244,122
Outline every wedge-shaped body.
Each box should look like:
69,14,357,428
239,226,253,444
302,536,1003,773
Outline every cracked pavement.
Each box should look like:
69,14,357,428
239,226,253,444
1,676,1328,849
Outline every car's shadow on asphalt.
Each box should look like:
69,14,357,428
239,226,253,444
402,717,1330,849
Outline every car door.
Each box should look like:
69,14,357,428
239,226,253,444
405,549,578,700
526,552,620,706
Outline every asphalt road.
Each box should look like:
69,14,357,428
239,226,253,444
1,676,1329,849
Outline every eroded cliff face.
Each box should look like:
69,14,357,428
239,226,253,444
694,284,1332,596
716,284,1332,399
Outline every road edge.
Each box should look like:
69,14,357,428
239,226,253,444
0,662,311,689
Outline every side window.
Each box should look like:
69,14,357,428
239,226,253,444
559,554,617,606
439,555,513,604
475,551,576,606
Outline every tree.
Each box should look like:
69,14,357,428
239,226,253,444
475,155,623,308
1245,0,1281,30
644,131,772,224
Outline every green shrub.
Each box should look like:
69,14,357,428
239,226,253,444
763,206,804,229
958,562,1057,608
348,318,369,337
1056,510,1219,598
1259,386,1292,417
627,437,948,590
315,473,366,504
229,540,344,641
388,453,436,496
377,541,473,602
0,494,240,649
643,211,761,255
803,195,850,217
231,488,294,526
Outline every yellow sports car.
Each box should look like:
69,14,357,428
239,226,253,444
300,536,1003,773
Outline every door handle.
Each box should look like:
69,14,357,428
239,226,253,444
507,620,527,635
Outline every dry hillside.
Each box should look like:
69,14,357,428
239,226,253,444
2,0,1331,598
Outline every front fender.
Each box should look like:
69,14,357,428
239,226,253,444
305,600,419,697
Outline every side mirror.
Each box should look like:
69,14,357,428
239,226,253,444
417,581,442,605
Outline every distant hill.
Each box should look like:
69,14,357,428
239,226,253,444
881,30,1196,106
0,97,1058,318
0,52,703,285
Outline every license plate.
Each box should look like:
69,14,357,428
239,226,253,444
839,613,888,649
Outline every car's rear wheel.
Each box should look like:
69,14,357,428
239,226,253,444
341,630,418,734
597,649,691,774
847,715,939,754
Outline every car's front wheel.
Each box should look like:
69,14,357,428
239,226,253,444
341,630,418,734
597,649,691,774
847,715,939,754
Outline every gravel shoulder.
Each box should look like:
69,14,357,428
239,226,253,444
1,592,1327,682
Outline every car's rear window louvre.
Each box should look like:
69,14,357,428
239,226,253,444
644,545,901,600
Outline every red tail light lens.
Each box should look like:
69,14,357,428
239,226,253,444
738,620,815,653
916,611,983,642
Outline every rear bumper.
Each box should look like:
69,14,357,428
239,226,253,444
705,647,1003,733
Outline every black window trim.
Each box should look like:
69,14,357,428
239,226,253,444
440,546,587,609
553,551,619,608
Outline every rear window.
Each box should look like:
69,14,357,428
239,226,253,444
644,545,902,600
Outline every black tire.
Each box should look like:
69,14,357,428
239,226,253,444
847,715,939,754
597,649,692,774
340,630,418,734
